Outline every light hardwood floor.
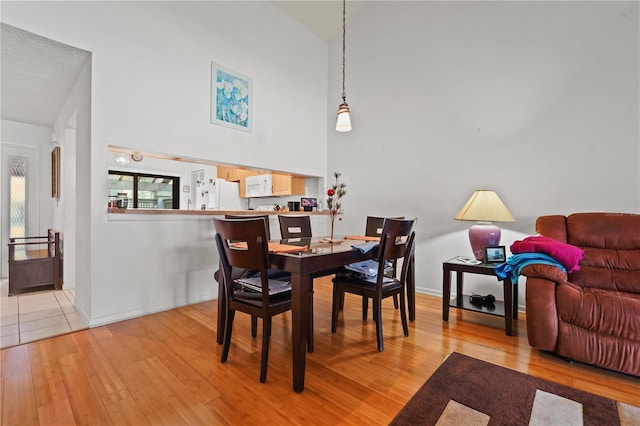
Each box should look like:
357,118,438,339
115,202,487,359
2,276,639,425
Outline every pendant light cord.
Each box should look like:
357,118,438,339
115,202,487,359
341,0,347,104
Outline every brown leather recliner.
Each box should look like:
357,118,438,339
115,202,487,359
522,212,640,376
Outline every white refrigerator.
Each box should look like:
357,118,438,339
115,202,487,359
196,178,243,210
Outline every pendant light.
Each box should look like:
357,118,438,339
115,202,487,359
335,0,352,132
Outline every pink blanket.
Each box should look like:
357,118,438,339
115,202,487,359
510,236,584,273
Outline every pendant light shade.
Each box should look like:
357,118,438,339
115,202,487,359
336,0,352,132
336,102,351,132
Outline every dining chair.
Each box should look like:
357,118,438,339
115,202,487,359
278,215,312,239
214,217,312,383
338,216,404,316
331,218,417,352
277,214,315,351
227,214,314,350
214,214,275,343
364,216,404,314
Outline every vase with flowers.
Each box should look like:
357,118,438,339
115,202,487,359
326,171,346,242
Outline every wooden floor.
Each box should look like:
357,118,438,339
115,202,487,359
2,276,639,425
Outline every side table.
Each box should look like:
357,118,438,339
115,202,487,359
442,257,518,336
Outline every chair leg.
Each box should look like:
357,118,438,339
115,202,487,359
399,291,409,337
339,291,345,310
216,283,225,344
362,296,369,321
260,316,272,383
374,298,384,352
393,294,399,309
308,292,314,353
332,284,341,333
221,309,235,363
251,316,257,338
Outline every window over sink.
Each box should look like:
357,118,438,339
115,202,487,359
108,171,180,209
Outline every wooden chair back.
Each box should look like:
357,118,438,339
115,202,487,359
214,217,272,304
278,215,312,239
376,218,417,285
224,214,271,239
365,216,404,237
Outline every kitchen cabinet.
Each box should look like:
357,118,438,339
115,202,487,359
217,166,250,182
272,173,304,196
240,177,246,198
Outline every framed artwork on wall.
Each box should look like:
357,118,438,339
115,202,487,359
211,62,252,132
51,146,60,199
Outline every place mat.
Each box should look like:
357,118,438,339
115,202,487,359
344,235,380,242
391,352,640,425
228,242,307,253
268,242,308,253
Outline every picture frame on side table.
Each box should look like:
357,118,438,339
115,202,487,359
211,62,252,132
484,245,506,263
51,146,60,199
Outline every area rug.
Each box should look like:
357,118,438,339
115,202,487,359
391,352,640,426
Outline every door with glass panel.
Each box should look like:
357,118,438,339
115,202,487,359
1,144,40,277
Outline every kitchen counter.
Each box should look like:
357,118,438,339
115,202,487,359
107,208,329,216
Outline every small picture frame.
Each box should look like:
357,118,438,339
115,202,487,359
484,245,506,263
301,197,317,212
51,146,61,199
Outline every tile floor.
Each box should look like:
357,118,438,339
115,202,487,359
0,278,87,349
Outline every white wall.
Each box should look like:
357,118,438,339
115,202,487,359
326,1,640,308
50,58,92,302
2,1,329,325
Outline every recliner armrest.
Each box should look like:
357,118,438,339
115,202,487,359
520,264,568,284
525,276,560,351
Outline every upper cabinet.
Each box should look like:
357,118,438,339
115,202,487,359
272,173,304,196
217,166,251,182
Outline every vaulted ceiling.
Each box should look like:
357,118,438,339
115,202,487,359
0,2,368,128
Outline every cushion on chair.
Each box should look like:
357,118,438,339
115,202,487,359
332,275,402,292
554,281,640,374
556,283,640,342
233,290,293,308
564,213,640,292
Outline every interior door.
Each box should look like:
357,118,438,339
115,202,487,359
1,143,41,277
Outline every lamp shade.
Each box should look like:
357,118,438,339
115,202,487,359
336,103,352,132
455,190,515,223
455,190,515,261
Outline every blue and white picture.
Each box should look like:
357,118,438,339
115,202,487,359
211,62,252,132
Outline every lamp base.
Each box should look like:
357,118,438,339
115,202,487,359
468,223,501,261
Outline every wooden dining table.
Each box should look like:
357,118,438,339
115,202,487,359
216,236,416,393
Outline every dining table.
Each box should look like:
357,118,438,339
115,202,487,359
216,236,416,393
